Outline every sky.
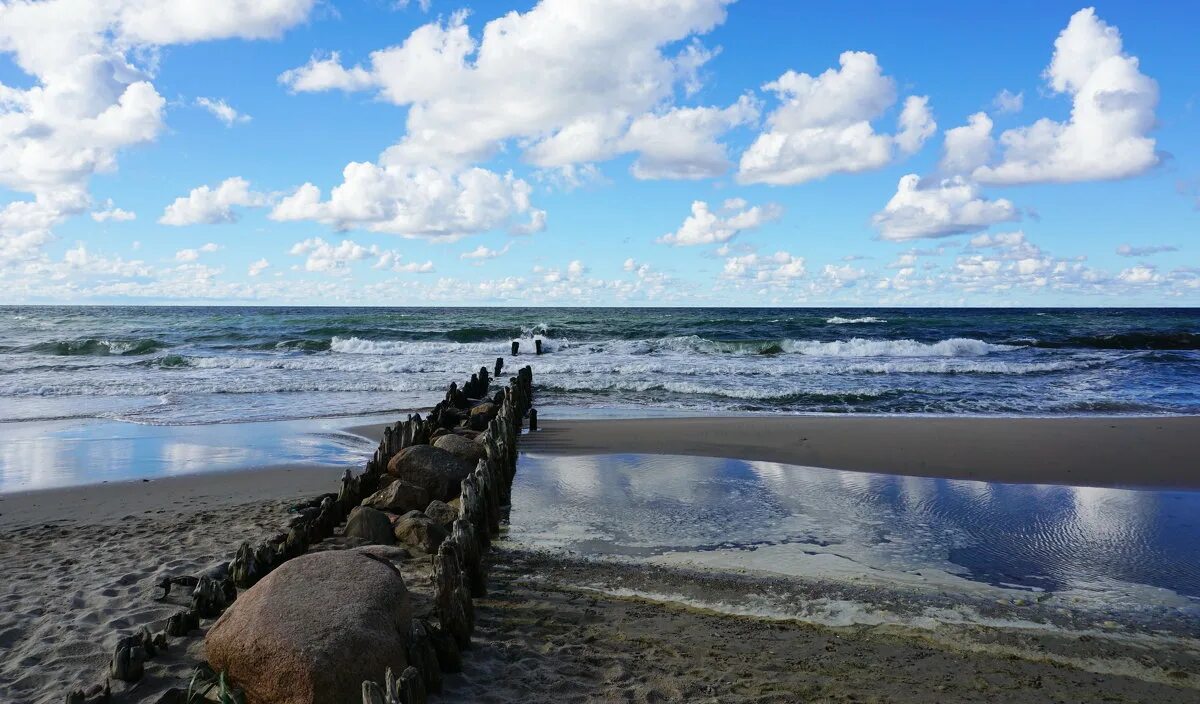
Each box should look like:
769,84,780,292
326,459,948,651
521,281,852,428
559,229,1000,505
0,0,1197,306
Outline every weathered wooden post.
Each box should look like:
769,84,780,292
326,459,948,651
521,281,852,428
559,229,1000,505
511,340,519,355
494,356,503,378
528,408,538,432
534,338,543,355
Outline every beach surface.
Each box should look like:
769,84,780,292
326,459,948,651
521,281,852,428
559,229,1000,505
495,415,1200,489
2,462,1197,703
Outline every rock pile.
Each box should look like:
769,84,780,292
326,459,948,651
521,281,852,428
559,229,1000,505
62,362,535,704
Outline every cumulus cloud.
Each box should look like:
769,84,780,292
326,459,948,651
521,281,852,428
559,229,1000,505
248,258,271,277
616,96,759,180
0,0,314,251
174,242,221,262
723,250,806,282
159,177,266,226
872,174,1019,241
90,200,136,222
289,236,431,275
1116,243,1177,257
821,263,867,288
270,164,544,239
279,52,377,93
939,112,994,175
278,1,736,176
659,199,783,247
196,97,250,126
737,51,934,185
972,8,1159,185
460,243,511,261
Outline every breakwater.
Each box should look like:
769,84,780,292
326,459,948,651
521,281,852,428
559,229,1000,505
65,362,536,704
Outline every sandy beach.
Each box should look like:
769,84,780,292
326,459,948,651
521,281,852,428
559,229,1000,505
2,454,1197,703
500,415,1200,489
0,466,345,704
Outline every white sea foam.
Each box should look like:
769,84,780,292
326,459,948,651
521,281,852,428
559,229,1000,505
826,316,886,324
783,337,1013,357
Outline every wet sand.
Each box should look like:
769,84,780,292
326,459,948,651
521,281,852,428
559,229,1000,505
500,416,1200,490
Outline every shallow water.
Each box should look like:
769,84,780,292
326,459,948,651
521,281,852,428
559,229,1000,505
508,453,1200,608
0,416,378,492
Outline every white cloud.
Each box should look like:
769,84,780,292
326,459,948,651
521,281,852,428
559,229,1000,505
723,250,806,282
1116,243,1177,257
822,263,866,287
90,200,136,222
737,52,934,185
895,95,937,155
270,164,544,239
248,258,270,277
992,89,1024,114
973,9,1159,185
659,199,783,247
872,174,1019,241
1117,264,1160,284
278,0,734,173
196,97,250,126
615,96,759,180
460,243,511,261
159,177,266,226
279,52,377,93
175,242,221,262
289,236,431,275
0,0,314,264
939,112,994,175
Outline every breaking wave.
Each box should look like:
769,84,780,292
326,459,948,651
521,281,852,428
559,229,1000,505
19,338,167,356
826,316,886,325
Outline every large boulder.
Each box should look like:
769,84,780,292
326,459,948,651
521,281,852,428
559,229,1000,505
344,506,394,545
387,445,472,502
392,510,448,553
361,480,429,514
432,433,486,466
205,551,411,704
424,500,457,529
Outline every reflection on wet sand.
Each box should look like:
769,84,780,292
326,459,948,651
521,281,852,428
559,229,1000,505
509,452,1200,616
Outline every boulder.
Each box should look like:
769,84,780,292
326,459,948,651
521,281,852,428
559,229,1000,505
469,403,496,421
393,511,448,554
205,551,411,704
344,506,395,545
424,500,457,529
432,433,486,466
387,445,473,502
361,480,430,514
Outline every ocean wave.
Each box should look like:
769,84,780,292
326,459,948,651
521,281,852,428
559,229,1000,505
782,337,1013,357
826,316,886,325
537,379,905,403
18,338,167,356
1030,332,1200,350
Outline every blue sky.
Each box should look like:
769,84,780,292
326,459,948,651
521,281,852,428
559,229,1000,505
0,0,1196,305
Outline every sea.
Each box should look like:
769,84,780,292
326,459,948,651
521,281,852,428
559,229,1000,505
1,306,1197,425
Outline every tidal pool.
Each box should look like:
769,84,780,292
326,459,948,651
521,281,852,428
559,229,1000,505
508,453,1200,612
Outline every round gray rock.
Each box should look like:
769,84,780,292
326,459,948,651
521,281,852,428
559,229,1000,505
205,550,411,704
432,433,487,466
361,480,430,514
387,445,473,502
344,506,395,545
392,510,448,554
424,499,458,528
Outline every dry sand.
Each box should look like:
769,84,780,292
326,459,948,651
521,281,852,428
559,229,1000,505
0,465,344,704
500,415,1200,489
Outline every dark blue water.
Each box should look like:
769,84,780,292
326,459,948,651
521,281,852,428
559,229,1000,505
511,453,1200,609
1,306,1197,424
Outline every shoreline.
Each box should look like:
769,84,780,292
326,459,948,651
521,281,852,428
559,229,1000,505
354,415,1200,490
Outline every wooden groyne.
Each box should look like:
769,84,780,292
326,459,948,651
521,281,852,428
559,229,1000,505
66,364,535,704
